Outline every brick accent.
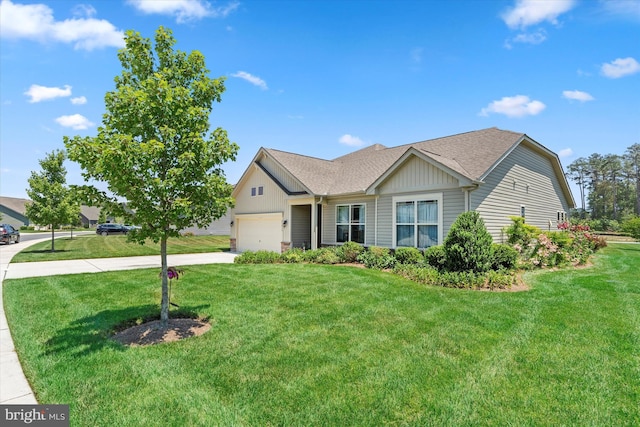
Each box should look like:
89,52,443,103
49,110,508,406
229,238,237,252
281,241,291,253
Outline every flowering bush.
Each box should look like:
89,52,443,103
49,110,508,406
508,219,606,269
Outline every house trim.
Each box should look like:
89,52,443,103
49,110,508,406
391,192,444,249
366,148,478,195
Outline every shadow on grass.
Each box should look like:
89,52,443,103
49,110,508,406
21,249,73,255
43,304,210,357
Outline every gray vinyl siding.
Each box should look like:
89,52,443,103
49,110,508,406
470,144,571,242
321,196,376,246
375,189,464,248
260,156,307,193
291,205,312,249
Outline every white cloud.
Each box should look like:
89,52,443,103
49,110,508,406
505,28,547,48
601,57,640,78
599,0,640,21
558,148,573,158
231,71,268,90
562,90,594,102
71,4,96,18
501,0,576,29
55,114,94,130
339,134,365,147
479,95,546,118
127,0,239,23
71,96,87,105
24,84,72,103
0,0,124,50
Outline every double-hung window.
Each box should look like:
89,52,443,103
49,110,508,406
336,204,365,244
393,194,442,248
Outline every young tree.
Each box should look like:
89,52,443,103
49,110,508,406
65,27,238,326
25,150,80,251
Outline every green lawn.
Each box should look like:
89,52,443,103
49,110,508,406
3,243,639,426
11,234,230,263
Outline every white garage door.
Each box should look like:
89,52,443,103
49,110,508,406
237,214,282,252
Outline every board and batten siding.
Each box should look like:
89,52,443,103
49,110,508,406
373,155,464,247
376,156,459,195
259,156,307,194
471,143,571,242
231,166,289,240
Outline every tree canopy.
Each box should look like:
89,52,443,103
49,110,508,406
65,26,238,324
567,143,640,221
25,150,80,251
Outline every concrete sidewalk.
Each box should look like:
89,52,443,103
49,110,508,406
0,237,236,404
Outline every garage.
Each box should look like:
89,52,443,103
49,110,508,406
236,213,283,252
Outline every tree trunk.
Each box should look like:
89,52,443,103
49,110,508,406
51,227,55,252
160,235,169,327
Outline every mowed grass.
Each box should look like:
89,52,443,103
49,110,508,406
3,243,639,426
11,234,230,263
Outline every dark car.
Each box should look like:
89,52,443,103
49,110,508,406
0,223,20,244
96,223,128,236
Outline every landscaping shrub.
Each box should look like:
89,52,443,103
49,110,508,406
393,264,439,285
338,241,365,263
490,243,518,271
357,246,396,270
394,247,423,265
233,250,282,264
444,211,493,273
281,248,305,263
302,247,341,264
622,216,640,240
20,225,35,231
504,216,541,247
484,270,517,290
424,245,446,271
314,247,341,264
434,271,485,289
546,231,573,249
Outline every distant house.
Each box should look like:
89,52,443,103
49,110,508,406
0,196,31,229
230,127,575,253
80,205,101,228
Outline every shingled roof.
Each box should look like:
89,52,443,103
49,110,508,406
251,127,563,197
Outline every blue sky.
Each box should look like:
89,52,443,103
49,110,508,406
1,0,639,200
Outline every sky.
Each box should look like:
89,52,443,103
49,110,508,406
1,0,639,200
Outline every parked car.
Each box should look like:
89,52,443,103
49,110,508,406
0,223,20,244
96,223,128,236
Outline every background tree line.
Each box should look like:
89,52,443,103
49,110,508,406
567,143,640,233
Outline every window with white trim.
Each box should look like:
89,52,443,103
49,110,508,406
336,204,365,244
393,194,442,248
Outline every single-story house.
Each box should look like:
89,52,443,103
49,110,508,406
230,127,575,253
0,196,31,229
80,205,101,227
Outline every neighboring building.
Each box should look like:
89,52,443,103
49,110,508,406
0,196,31,229
80,205,101,228
230,127,575,253
182,212,231,236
